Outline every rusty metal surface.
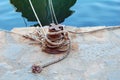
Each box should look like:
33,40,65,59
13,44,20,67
0,26,120,80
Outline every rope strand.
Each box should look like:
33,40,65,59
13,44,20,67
49,0,58,24
28,0,46,35
48,0,54,23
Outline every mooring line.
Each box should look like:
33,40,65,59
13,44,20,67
49,0,58,24
28,0,46,35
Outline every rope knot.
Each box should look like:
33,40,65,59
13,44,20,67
42,23,70,54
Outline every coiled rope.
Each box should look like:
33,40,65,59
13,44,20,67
27,0,71,74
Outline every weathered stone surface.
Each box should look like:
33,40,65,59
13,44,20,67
0,26,120,80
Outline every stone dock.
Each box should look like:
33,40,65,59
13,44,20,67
0,26,120,80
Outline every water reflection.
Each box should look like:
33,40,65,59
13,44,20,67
10,0,76,26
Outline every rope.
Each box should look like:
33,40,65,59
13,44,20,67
42,40,71,68
68,26,120,34
49,0,58,24
48,0,54,23
31,25,71,73
31,39,71,73
28,0,46,35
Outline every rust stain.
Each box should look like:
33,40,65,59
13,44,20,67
71,42,79,51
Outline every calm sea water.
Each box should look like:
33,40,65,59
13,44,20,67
0,0,120,30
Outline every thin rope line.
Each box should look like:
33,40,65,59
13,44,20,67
48,0,54,23
28,0,46,35
50,0,58,24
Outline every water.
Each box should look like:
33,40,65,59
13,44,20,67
0,0,37,30
63,0,120,27
0,0,120,30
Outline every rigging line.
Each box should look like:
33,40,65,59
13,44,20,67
28,0,46,35
48,0,54,23
50,0,58,24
